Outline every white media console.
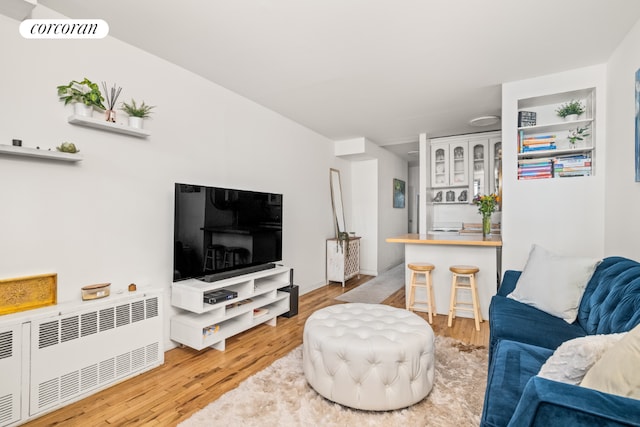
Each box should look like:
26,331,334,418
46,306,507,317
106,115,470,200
170,265,292,351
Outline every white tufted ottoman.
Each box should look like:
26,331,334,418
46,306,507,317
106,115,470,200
302,303,435,411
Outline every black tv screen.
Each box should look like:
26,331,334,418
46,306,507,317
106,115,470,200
173,183,283,282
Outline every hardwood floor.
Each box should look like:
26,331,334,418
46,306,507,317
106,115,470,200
24,275,489,426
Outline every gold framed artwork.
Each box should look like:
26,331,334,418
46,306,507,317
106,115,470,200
0,273,57,315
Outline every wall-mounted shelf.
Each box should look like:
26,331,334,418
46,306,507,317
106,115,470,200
68,115,151,138
0,144,82,162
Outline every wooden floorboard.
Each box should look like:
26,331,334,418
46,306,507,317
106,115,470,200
24,275,489,426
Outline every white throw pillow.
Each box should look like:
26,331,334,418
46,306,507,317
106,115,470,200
508,244,601,323
581,323,640,398
538,333,626,384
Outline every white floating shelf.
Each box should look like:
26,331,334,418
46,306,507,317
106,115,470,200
0,145,82,162
68,115,151,138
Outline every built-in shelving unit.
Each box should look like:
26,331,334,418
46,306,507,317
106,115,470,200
0,144,82,162
68,114,151,138
170,265,291,351
517,88,595,179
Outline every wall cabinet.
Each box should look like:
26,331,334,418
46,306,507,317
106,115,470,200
326,237,360,287
429,132,501,204
517,88,595,179
171,266,291,351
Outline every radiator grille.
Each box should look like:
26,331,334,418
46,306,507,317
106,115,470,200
81,311,98,337
61,316,79,343
39,321,59,349
99,307,115,332
132,301,144,323
31,294,163,414
0,394,13,424
0,331,12,360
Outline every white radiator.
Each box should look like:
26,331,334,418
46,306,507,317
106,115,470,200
0,290,164,426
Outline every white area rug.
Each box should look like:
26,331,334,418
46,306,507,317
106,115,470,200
179,336,487,427
334,263,405,304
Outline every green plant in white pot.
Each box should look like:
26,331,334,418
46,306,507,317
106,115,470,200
555,100,585,121
57,78,106,117
121,99,155,129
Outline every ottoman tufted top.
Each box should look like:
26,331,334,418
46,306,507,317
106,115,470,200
303,303,435,411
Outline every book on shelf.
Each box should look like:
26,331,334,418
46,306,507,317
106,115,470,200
203,324,220,337
253,307,269,318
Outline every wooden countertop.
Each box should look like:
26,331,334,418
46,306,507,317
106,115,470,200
386,233,502,247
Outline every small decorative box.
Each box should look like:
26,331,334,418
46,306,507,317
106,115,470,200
81,283,111,300
518,111,537,127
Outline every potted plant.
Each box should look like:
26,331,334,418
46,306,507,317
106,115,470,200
567,125,590,145
555,100,585,121
57,78,105,117
121,99,155,129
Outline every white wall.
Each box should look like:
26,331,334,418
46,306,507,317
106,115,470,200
604,18,640,260
0,7,348,349
501,65,607,271
351,160,377,274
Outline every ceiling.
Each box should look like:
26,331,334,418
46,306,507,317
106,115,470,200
40,0,640,166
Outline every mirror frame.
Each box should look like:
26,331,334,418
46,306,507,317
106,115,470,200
329,168,346,237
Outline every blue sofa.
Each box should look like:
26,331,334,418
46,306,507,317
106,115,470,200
481,256,640,427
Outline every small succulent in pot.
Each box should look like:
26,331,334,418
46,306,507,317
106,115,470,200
57,78,105,109
120,99,155,118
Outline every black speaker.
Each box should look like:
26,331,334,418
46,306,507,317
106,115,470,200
279,269,298,318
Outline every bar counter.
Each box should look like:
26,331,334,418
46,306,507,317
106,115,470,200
386,233,502,319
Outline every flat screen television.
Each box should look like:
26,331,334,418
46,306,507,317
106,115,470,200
173,183,283,282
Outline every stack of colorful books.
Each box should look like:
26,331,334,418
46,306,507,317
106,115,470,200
518,158,554,179
554,154,592,177
519,133,556,152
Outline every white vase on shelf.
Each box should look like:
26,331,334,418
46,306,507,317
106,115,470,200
564,114,579,121
74,102,92,117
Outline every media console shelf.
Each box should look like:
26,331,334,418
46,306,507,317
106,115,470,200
170,265,291,351
68,114,151,138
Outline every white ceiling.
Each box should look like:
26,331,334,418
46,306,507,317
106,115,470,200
40,0,640,165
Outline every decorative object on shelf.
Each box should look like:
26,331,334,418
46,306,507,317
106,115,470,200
12,139,21,147
56,141,80,153
556,100,585,121
128,283,137,292
433,191,442,202
0,273,57,315
121,98,155,129
446,190,455,202
458,190,468,202
81,283,111,300
393,178,405,208
336,231,351,255
567,125,590,145
102,81,122,123
473,193,498,237
518,111,537,127
57,78,106,117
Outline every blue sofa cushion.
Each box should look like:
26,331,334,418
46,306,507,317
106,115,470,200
489,295,587,357
481,340,553,427
578,256,640,335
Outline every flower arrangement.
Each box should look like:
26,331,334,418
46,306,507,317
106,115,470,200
567,125,590,144
555,100,585,118
57,78,105,109
473,193,499,217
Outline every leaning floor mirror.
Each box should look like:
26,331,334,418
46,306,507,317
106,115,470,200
329,168,346,238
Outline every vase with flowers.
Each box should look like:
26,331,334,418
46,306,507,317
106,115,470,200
473,193,499,237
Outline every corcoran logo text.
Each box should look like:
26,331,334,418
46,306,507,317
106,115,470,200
20,19,109,39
